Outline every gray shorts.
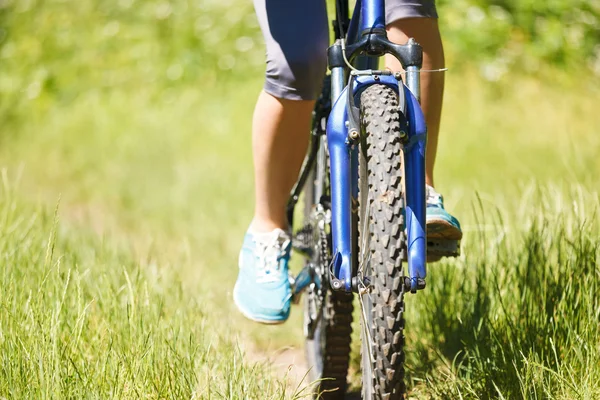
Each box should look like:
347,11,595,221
254,0,438,100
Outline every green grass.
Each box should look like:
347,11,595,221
0,179,310,398
1,0,599,398
404,186,599,399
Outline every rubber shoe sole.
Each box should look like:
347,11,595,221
232,282,289,325
426,218,463,241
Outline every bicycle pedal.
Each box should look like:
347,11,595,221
427,238,460,262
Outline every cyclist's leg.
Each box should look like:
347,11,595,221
384,3,442,187
384,3,462,240
234,0,329,323
250,0,329,233
251,94,314,232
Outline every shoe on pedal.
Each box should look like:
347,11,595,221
233,228,292,324
426,185,462,241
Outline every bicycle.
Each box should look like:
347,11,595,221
285,0,460,398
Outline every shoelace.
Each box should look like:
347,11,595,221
253,233,290,284
426,185,444,207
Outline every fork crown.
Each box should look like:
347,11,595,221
326,74,427,293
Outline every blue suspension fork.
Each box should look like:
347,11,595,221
403,78,428,292
327,73,427,293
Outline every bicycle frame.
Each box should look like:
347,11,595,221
289,0,428,294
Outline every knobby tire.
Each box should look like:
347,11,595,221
359,84,407,399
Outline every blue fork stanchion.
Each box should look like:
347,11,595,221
327,91,355,291
403,85,427,291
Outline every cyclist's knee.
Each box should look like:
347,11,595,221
264,48,327,101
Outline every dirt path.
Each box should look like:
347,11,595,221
243,341,363,399
269,346,310,389
243,342,311,390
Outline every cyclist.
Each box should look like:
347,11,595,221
234,0,462,324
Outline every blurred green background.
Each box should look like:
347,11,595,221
0,0,599,398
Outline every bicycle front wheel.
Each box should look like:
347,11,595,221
358,84,407,399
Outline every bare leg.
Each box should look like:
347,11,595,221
385,18,445,188
250,91,314,233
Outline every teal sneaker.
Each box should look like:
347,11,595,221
233,228,292,324
426,185,463,241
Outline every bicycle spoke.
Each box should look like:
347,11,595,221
358,197,371,275
358,188,373,301
358,289,375,373
358,186,377,392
